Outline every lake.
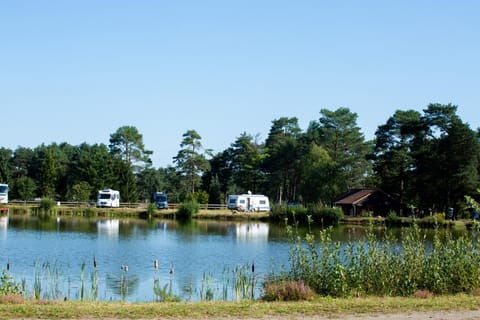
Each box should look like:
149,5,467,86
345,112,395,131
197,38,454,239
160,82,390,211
0,215,298,302
0,215,467,302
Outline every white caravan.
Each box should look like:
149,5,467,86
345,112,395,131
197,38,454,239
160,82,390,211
96,189,120,208
0,184,8,204
228,194,270,212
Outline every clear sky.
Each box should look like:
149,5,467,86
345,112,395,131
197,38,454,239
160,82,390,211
1,1,479,167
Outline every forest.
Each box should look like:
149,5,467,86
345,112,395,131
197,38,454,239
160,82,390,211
1,103,479,215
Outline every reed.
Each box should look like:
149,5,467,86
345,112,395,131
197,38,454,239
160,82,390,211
233,264,256,301
273,219,480,298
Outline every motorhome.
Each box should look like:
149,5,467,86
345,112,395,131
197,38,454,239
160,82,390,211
152,192,168,209
0,184,8,204
227,193,270,212
96,189,120,208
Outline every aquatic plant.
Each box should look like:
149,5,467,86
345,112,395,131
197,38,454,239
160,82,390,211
274,219,480,297
0,270,22,296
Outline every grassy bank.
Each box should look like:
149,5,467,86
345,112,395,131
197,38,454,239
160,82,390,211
1,295,479,319
4,204,270,221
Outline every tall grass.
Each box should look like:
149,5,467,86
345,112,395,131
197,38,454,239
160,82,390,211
272,220,480,298
270,204,343,226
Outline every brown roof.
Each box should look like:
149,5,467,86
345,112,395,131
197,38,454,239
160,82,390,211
333,189,378,205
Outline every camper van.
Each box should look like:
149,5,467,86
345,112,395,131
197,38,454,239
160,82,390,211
228,194,270,212
96,189,120,208
152,192,168,209
0,184,8,204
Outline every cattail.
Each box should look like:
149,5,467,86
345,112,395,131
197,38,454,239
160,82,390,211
169,262,174,275
252,261,255,273
6,259,10,271
154,259,158,270
93,257,97,268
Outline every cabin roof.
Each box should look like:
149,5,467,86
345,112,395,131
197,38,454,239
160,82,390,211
333,188,393,206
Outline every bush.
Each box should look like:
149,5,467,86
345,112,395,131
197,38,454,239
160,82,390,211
309,206,344,226
177,200,200,220
38,197,57,213
282,222,480,297
147,203,157,216
386,210,402,226
270,204,308,222
0,270,22,296
320,208,343,225
262,280,313,301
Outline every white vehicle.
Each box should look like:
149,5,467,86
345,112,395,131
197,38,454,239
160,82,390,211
96,189,120,208
0,184,8,204
228,193,270,212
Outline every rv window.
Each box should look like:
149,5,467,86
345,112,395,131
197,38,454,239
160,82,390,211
229,198,236,204
155,195,167,202
99,194,111,199
260,200,266,205
239,200,245,204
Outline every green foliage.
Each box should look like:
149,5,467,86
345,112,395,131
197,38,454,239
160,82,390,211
114,159,138,203
67,181,92,202
153,278,180,302
0,270,22,296
192,190,209,204
38,197,57,213
270,204,308,222
176,200,200,219
270,204,343,226
13,176,36,201
264,117,302,204
109,125,153,171
147,203,157,216
281,222,480,297
312,207,344,226
173,130,211,195
386,210,401,226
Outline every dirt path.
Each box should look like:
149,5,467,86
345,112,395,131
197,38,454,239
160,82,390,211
61,310,480,320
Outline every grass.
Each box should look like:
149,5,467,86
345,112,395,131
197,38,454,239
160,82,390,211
0,295,479,319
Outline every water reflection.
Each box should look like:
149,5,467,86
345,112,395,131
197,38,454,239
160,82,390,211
106,271,140,300
0,216,8,239
235,223,269,242
1,215,473,302
0,215,8,229
97,219,119,239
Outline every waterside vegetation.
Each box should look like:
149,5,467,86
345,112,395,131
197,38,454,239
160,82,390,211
1,293,480,319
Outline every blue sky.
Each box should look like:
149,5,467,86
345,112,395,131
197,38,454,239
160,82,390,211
1,1,479,167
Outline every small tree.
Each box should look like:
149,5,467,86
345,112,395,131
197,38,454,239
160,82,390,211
67,181,92,202
13,176,36,201
173,130,211,196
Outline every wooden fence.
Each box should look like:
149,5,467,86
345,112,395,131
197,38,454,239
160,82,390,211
8,200,228,210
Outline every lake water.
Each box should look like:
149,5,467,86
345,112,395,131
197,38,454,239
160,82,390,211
0,215,298,302
0,215,467,302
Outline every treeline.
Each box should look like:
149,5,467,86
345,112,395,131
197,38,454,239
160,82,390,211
1,103,479,214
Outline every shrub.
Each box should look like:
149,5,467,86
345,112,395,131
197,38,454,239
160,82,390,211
270,204,308,222
38,197,57,213
192,190,209,204
177,200,200,219
310,207,344,226
262,280,313,301
386,210,402,226
147,203,157,216
281,220,480,298
0,270,22,296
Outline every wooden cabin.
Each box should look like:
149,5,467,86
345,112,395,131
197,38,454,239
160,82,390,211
332,188,401,217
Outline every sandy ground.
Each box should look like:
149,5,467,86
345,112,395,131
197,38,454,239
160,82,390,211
205,311,480,320
63,310,480,320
